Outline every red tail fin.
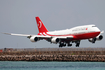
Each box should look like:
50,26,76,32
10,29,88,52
35,17,48,33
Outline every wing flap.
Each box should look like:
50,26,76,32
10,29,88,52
35,35,51,38
53,36,73,39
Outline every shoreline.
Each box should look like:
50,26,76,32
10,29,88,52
0,49,105,62
0,55,105,62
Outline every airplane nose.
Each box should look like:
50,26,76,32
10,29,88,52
95,27,100,32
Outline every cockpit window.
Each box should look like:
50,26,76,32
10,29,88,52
92,25,96,27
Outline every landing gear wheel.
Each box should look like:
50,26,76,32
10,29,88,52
76,43,80,47
59,45,62,48
68,44,72,47
92,38,96,43
59,42,66,47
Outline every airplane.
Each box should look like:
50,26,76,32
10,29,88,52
4,16,104,47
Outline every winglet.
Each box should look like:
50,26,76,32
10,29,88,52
3,33,11,35
101,31,104,34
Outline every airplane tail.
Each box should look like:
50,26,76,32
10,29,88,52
35,17,48,33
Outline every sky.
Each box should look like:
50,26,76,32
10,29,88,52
0,0,105,48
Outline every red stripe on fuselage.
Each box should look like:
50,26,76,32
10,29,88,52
38,31,100,41
72,31,100,40
46,32,100,39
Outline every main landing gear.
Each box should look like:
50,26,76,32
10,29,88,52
59,42,66,47
76,43,80,47
75,41,80,47
59,41,80,48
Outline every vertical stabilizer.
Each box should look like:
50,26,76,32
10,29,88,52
35,17,48,33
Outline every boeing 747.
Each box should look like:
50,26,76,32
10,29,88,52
4,17,104,47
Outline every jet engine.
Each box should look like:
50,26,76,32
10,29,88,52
96,35,103,40
51,37,59,43
30,36,39,42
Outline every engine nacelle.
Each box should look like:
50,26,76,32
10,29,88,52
51,37,59,43
96,35,103,40
30,36,39,42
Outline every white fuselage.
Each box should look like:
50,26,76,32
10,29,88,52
43,25,100,37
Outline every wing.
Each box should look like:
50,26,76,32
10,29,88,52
4,33,74,43
4,33,31,36
3,33,51,38
4,33,73,39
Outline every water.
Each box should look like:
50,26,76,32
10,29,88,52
0,61,105,70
